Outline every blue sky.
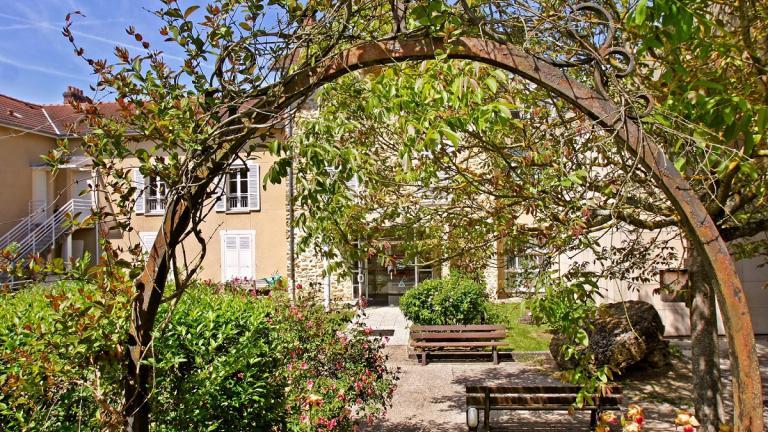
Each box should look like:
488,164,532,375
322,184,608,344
0,0,196,104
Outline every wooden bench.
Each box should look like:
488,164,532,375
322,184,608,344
465,385,622,431
409,325,507,366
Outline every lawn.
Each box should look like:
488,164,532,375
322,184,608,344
487,302,552,351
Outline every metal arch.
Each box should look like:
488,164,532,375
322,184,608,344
271,37,764,430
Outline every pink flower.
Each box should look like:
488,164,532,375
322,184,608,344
363,327,373,335
300,361,308,370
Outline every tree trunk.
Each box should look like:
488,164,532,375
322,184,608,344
124,199,191,432
688,248,724,432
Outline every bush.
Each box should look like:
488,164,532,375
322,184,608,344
399,272,488,325
0,280,131,431
0,281,397,431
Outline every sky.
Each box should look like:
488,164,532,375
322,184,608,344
0,0,200,104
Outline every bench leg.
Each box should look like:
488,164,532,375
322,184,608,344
589,409,598,428
492,347,499,365
466,408,479,432
421,351,428,366
484,390,491,431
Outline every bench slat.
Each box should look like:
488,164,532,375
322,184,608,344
412,341,506,348
411,331,507,340
410,325,505,332
466,385,622,395
466,395,622,408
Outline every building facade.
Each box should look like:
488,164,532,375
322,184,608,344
1,88,767,336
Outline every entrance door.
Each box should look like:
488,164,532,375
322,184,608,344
360,251,434,306
30,169,48,215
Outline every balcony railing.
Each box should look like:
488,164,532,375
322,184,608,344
146,197,166,213
228,195,248,210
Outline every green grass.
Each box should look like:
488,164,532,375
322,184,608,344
487,302,551,351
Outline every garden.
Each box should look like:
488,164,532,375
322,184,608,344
0,0,766,431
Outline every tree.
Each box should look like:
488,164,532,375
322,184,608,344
282,59,681,287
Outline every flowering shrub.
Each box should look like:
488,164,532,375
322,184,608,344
0,281,396,431
153,288,396,431
595,405,702,432
272,298,398,431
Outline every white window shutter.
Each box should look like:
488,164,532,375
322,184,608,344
223,234,238,281
214,174,226,212
238,234,253,279
134,168,145,214
247,161,260,211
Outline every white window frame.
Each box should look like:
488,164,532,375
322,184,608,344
504,251,543,293
215,161,260,213
226,167,250,212
145,175,167,215
219,230,256,281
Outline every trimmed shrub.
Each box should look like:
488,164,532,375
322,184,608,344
0,281,396,431
399,272,488,325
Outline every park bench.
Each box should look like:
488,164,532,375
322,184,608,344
465,384,622,431
409,325,507,366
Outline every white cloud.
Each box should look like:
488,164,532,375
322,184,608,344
0,54,90,81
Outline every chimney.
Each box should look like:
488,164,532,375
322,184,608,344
62,86,91,104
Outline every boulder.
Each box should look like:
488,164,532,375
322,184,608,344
549,301,671,373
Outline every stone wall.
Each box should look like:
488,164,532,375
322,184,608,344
483,252,500,300
288,238,354,302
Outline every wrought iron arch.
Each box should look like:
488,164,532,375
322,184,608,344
272,37,763,430
130,5,762,431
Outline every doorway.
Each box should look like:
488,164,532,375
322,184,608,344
354,248,434,306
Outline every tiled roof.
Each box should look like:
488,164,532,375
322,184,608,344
0,93,120,138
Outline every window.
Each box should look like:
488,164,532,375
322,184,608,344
504,252,543,294
221,230,254,281
139,232,157,254
133,169,167,215
139,231,174,280
146,176,167,213
227,167,249,210
215,161,260,212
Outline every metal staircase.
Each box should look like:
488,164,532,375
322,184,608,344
0,198,93,280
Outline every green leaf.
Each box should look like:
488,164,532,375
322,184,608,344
183,5,200,19
442,128,461,147
673,156,686,172
634,0,648,25
485,76,498,93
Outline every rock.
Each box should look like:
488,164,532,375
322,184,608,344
549,301,671,373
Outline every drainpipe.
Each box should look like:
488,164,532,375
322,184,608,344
93,168,100,264
323,246,331,312
287,117,297,304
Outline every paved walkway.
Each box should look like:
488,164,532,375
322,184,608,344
359,307,768,431
360,306,412,345
361,307,594,431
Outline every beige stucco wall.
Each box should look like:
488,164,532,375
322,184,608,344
0,125,56,236
112,149,288,283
